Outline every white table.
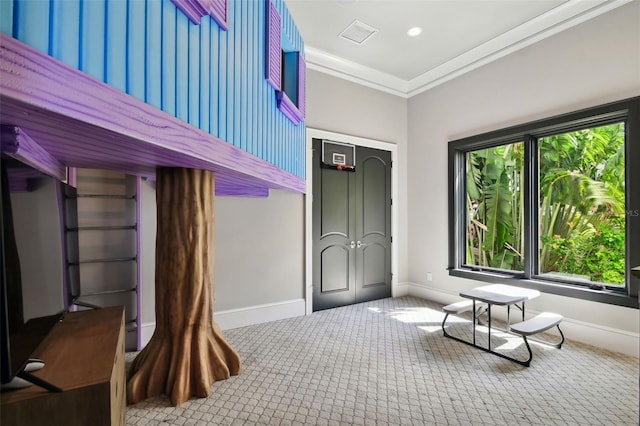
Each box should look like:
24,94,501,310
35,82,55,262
460,284,540,349
444,284,541,365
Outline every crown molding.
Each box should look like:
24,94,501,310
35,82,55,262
407,0,632,97
305,0,632,99
305,46,409,98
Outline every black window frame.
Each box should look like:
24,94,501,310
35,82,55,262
448,97,639,309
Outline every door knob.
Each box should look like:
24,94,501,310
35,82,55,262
347,241,356,249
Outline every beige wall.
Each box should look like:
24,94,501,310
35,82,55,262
306,70,409,284
139,186,305,314
214,190,304,311
407,2,640,352
139,179,156,325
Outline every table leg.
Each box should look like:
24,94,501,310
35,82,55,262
472,300,476,346
522,301,526,321
487,304,492,351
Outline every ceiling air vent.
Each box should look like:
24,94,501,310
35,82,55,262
338,20,378,45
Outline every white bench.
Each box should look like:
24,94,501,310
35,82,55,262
509,312,565,366
510,312,563,336
441,300,487,337
442,300,485,315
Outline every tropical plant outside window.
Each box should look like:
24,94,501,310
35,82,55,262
538,124,625,287
464,125,625,287
450,97,639,308
466,142,524,272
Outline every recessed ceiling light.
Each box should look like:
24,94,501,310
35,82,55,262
407,27,423,37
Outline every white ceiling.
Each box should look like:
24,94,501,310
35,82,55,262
284,0,632,97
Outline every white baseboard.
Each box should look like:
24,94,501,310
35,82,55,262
405,282,640,358
140,322,155,349
394,281,411,297
214,298,306,330
138,298,307,349
405,282,458,305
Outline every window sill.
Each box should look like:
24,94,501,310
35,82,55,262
276,91,303,126
449,268,639,309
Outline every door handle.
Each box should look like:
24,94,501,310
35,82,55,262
357,241,367,248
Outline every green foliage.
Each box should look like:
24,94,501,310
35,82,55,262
541,220,625,285
465,122,626,286
539,123,625,286
466,143,524,271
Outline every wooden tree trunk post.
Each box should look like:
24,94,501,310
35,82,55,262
127,168,241,406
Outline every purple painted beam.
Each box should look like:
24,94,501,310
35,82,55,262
0,34,305,195
216,187,269,197
215,180,269,197
128,171,269,197
1,125,67,182
6,167,47,192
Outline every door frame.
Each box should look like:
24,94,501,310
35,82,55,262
305,128,398,315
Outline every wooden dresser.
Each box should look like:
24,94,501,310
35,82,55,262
1,306,126,426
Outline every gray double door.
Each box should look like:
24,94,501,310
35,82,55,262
312,139,392,311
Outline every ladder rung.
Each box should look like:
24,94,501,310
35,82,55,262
80,288,137,297
67,225,137,231
74,194,136,199
69,256,137,265
72,299,102,310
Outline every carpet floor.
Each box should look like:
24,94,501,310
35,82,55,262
126,296,639,425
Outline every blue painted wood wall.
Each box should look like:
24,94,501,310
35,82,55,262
0,0,305,179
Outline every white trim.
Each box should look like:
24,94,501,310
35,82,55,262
215,299,306,330
305,47,408,98
405,282,640,358
407,0,632,97
305,128,399,315
138,299,306,349
395,281,411,297
551,316,640,359
305,0,631,98
139,322,156,349
405,282,459,306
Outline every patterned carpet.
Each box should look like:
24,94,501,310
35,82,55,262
126,296,639,425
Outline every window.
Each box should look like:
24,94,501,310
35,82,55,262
465,142,524,273
538,124,626,287
448,98,639,308
265,0,306,125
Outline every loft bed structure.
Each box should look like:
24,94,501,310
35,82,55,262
0,33,304,196
0,0,305,407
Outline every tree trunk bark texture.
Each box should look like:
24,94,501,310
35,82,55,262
127,168,241,406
